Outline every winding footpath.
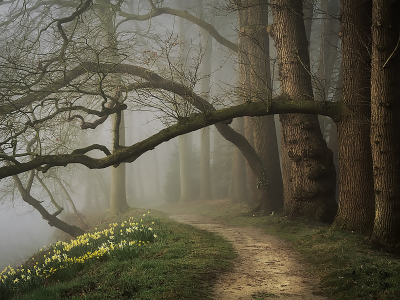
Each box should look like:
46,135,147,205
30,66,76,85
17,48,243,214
169,214,326,300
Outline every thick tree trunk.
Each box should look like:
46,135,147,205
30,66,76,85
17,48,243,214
252,116,283,212
370,0,400,247
238,0,283,212
333,0,375,234
271,0,337,222
280,139,292,211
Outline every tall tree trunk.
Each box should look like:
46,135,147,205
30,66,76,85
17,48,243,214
179,133,195,202
98,0,129,216
199,5,213,200
98,0,130,215
212,124,229,199
333,0,375,234
303,0,314,44
327,119,339,203
229,117,248,202
370,0,400,247
270,0,337,222
244,117,257,204
176,0,195,202
316,0,340,102
108,71,129,214
152,150,161,197
237,0,283,213
200,127,212,200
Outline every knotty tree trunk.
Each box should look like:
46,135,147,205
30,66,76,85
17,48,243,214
270,0,337,222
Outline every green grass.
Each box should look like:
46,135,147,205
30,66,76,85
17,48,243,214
5,199,399,300
0,209,236,300
163,200,400,300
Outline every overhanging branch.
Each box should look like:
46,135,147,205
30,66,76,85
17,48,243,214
0,100,342,179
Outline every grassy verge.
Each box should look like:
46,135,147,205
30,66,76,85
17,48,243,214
1,209,235,300
161,200,400,300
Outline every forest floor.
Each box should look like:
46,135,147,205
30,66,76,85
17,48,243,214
160,201,326,300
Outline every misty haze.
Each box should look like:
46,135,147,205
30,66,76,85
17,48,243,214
0,0,400,299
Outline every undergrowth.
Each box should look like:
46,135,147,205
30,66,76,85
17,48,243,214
0,209,235,300
165,199,400,300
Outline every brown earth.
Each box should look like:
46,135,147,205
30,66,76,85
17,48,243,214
168,213,327,300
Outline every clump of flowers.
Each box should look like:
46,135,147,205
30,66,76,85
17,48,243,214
0,212,157,296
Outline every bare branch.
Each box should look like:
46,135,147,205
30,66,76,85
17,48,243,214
117,6,238,52
0,99,342,179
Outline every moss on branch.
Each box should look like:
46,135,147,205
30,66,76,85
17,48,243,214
0,99,342,179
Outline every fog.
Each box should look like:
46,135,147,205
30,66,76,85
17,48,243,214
0,205,54,271
0,0,340,273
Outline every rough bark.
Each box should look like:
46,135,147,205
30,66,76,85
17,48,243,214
333,0,375,234
271,0,337,222
238,0,283,212
370,0,400,247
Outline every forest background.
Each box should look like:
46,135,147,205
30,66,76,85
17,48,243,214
0,0,399,270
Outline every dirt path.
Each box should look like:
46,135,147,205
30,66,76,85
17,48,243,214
169,214,326,300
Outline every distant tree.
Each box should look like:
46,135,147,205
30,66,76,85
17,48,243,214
3,0,400,249
198,0,214,201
